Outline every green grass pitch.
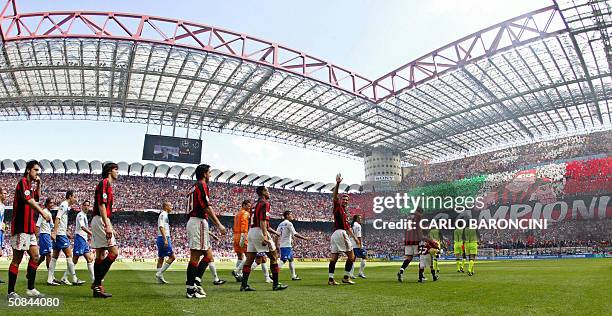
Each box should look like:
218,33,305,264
0,259,610,315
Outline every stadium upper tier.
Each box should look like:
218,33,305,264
0,158,363,192
0,0,610,161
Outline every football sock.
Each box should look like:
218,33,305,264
186,261,198,286
209,262,219,281
469,259,474,273
48,257,57,282
26,259,39,290
289,261,296,278
87,262,95,281
271,263,279,286
160,261,172,274
8,264,18,293
241,266,251,287
359,259,366,274
261,262,269,279
328,261,336,279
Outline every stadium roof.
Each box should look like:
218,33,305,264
0,158,363,192
0,0,609,163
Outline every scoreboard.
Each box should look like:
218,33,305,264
142,135,202,164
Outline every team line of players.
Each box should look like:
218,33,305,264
1,162,370,298
1,161,479,299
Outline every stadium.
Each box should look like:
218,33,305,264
0,0,610,314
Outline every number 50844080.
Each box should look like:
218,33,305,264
7,297,61,308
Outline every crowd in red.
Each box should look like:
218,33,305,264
403,131,611,188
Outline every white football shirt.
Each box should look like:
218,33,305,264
75,211,89,239
36,208,54,234
56,201,70,236
158,211,170,237
277,219,297,248
351,222,362,247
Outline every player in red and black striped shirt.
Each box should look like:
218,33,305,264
328,174,357,285
239,186,288,292
90,163,119,298
185,164,226,299
397,207,423,282
7,160,51,298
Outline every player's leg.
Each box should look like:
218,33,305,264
186,249,204,298
239,252,257,291
0,232,3,284
266,249,287,290
467,242,477,276
398,245,415,282
468,254,475,275
84,252,95,282
157,251,175,284
461,243,467,271
358,251,367,278
328,253,339,285
25,244,44,296
195,248,213,286
342,250,355,284
7,248,25,296
455,246,463,272
260,255,272,283
61,246,79,285
98,246,118,283
430,254,438,281
48,248,61,284
287,247,299,280
418,254,426,282
349,249,357,278
434,253,440,273
233,251,245,280
208,254,226,285
156,256,164,275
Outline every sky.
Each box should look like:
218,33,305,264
2,0,552,184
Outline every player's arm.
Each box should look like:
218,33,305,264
239,214,248,247
98,203,113,238
346,226,356,248
332,174,342,202
267,226,280,237
24,183,49,222
35,218,41,237
80,217,93,237
159,226,168,246
295,233,311,241
209,231,220,242
51,215,60,240
205,206,226,234
293,224,310,241
261,219,271,245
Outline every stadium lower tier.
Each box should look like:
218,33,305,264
1,212,609,259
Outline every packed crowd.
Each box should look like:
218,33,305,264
0,173,368,221
399,155,612,213
402,131,611,188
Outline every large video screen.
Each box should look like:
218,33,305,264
142,135,202,164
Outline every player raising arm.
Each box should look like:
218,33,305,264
328,174,357,285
